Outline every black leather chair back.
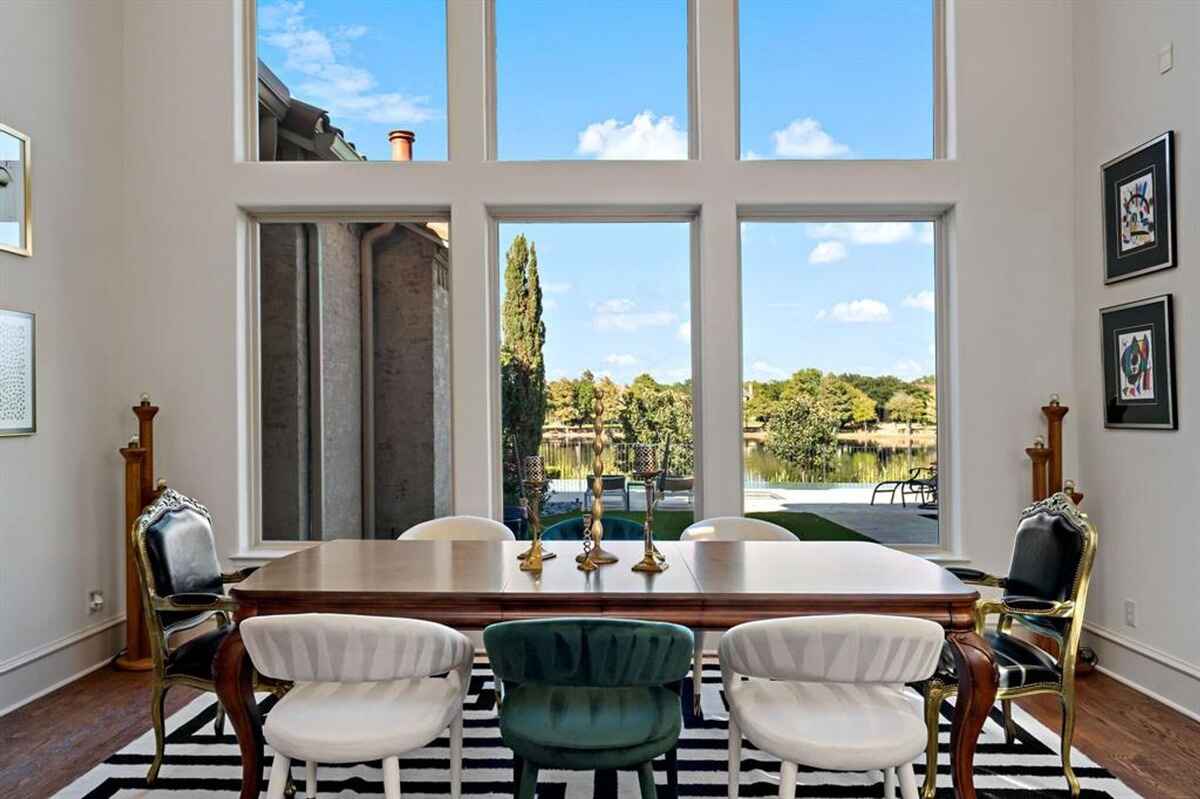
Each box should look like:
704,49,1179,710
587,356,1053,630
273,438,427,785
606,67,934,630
1004,500,1087,636
139,490,223,630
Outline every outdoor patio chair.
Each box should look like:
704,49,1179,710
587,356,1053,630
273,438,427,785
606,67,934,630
584,474,630,511
871,466,936,508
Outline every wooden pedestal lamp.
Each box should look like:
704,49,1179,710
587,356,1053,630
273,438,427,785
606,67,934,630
113,395,160,672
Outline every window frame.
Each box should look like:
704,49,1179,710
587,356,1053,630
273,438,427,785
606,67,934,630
235,0,958,561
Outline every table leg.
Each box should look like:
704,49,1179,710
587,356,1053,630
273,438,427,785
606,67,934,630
215,625,264,799
948,629,998,799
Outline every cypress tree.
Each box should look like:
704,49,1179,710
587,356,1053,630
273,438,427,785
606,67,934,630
500,235,547,499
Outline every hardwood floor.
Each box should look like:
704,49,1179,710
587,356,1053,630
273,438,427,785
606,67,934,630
1,662,1197,797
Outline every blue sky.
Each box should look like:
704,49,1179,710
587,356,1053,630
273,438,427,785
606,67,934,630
258,1,935,383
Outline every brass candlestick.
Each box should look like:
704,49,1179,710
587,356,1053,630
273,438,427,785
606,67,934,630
518,456,555,567
579,396,618,569
632,468,667,573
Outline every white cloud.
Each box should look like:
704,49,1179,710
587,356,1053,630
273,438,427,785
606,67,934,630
918,224,935,245
751,360,789,378
577,111,687,160
770,118,850,158
742,150,764,160
593,298,678,332
541,281,572,294
892,359,927,378
902,290,936,313
649,366,692,383
542,297,559,312
807,222,916,245
676,321,691,343
604,353,639,366
816,298,892,323
808,241,847,264
259,1,437,127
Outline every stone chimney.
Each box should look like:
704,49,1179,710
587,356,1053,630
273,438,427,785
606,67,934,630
388,130,415,161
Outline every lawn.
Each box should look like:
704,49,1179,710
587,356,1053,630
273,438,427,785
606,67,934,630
540,510,873,542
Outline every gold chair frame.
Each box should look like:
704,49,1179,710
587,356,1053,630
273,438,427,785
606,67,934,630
921,493,1097,798
130,488,269,784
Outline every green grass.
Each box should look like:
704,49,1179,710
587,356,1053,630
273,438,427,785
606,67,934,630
540,510,872,542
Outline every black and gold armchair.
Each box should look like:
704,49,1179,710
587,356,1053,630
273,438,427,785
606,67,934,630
921,492,1097,798
130,487,260,784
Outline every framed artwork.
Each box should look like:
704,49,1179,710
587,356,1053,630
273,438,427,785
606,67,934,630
1102,132,1175,284
0,308,35,436
1100,295,1176,429
0,122,31,257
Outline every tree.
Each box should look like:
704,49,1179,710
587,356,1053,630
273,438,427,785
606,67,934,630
849,387,877,430
500,235,546,499
816,375,857,428
765,394,840,473
617,374,694,475
885,391,925,436
545,378,576,425
744,380,785,427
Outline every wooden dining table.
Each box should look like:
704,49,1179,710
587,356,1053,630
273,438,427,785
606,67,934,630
216,538,997,798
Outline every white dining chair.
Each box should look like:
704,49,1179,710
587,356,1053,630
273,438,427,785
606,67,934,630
398,515,516,541
680,517,798,713
240,613,473,799
720,614,944,799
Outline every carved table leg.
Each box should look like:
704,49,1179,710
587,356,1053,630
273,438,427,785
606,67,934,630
215,624,264,799
948,629,998,799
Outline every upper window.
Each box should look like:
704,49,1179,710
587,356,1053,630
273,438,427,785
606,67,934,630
256,0,447,161
739,0,935,160
496,0,689,160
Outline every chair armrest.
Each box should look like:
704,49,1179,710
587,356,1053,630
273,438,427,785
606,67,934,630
947,567,1007,588
1001,595,1075,618
222,567,258,583
153,593,238,613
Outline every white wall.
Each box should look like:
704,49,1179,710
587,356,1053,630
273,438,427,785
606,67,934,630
1072,1,1200,717
0,0,127,713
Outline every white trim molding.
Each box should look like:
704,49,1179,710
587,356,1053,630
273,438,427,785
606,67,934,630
0,615,125,676
1083,622,1200,722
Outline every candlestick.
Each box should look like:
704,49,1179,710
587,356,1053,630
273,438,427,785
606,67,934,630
632,468,667,573
524,455,545,484
580,395,617,569
633,443,656,475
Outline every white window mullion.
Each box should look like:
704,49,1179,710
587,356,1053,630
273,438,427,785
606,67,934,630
693,0,739,162
446,0,491,163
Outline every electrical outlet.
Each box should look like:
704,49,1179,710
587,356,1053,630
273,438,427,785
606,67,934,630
1124,599,1137,628
88,590,105,614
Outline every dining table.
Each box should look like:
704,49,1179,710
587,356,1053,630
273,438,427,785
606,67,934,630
215,538,997,798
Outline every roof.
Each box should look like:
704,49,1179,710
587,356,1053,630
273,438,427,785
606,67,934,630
257,59,365,162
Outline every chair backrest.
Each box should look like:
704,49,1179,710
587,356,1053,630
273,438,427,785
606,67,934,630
719,614,944,685
398,515,516,541
132,488,223,632
589,475,626,491
680,516,797,542
484,618,693,688
241,613,473,684
1004,493,1097,637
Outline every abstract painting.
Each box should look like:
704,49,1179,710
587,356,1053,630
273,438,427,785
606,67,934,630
0,122,31,257
1103,132,1175,283
0,308,35,436
1101,295,1175,429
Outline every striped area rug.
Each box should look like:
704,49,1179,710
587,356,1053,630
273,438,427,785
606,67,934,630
59,659,1138,798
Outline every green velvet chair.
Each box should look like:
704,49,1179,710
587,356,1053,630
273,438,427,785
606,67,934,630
484,618,694,799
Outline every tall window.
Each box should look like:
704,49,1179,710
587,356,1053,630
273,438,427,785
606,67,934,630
256,0,447,161
258,220,451,540
740,0,934,159
496,0,688,160
741,221,939,545
497,222,694,537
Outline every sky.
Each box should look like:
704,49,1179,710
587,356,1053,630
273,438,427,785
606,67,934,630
258,0,935,384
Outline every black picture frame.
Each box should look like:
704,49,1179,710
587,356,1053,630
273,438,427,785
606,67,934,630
1102,131,1176,284
1100,294,1176,429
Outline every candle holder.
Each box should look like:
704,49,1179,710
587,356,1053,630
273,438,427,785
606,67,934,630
518,456,555,568
578,396,618,569
631,466,667,573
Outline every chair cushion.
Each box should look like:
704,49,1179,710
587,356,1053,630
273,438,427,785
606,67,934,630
726,679,926,771
933,632,1061,691
500,684,681,768
165,626,229,681
264,677,463,763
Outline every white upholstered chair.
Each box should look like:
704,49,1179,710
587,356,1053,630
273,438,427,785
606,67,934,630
398,515,516,541
240,613,473,799
720,614,944,799
680,517,798,713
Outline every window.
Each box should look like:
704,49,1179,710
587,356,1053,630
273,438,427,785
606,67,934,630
495,0,689,160
497,222,694,536
741,221,939,545
257,219,451,540
255,0,447,161
739,0,935,159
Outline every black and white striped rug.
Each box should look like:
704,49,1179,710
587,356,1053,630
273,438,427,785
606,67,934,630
59,660,1137,798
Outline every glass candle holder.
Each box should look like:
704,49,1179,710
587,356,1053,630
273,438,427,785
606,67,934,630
524,455,545,484
633,443,655,474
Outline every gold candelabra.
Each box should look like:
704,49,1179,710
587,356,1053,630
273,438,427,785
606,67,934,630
517,455,554,570
631,444,667,573
578,396,618,570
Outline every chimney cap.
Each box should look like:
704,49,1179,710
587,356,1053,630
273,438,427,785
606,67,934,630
388,129,416,143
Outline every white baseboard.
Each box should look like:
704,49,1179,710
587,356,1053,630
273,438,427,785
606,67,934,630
1083,622,1200,723
0,656,117,718
0,615,125,675
0,615,126,717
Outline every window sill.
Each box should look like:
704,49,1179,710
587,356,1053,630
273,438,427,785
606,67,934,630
230,542,320,564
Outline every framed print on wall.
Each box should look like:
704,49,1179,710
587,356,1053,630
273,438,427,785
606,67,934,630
0,308,35,436
1102,131,1175,284
1100,294,1176,430
0,122,31,257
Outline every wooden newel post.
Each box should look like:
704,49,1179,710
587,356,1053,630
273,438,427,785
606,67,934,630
1026,438,1051,502
1042,396,1069,494
115,443,152,671
133,396,160,507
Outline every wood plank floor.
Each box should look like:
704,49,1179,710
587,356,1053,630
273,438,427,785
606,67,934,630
2,663,1198,797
